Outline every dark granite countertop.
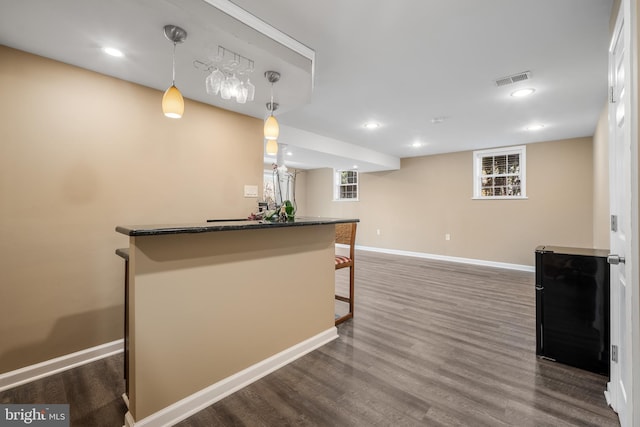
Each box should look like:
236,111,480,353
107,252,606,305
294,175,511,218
116,217,359,237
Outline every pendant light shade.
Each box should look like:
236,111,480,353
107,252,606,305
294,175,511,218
264,115,279,140
163,25,187,119
266,139,278,155
162,85,184,119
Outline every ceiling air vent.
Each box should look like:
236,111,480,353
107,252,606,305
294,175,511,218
495,71,532,87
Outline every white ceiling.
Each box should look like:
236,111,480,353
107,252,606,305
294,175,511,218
0,0,614,172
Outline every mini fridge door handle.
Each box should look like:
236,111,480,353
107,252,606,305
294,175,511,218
607,254,625,265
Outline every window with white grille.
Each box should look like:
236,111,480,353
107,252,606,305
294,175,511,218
334,170,359,201
473,146,526,199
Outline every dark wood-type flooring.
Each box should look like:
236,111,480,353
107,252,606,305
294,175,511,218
0,251,619,426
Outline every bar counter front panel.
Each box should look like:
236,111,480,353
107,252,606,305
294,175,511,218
117,218,356,422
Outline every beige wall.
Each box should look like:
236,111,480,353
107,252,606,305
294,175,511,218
593,104,610,248
304,138,595,267
0,46,263,374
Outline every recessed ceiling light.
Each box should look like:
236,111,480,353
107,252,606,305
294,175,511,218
353,165,359,169
526,124,545,131
286,151,293,156
511,88,536,97
412,142,422,148
102,47,124,58
363,122,380,129
431,117,446,124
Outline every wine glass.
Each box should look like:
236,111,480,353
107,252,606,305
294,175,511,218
220,74,240,100
236,81,248,104
245,78,255,102
205,68,224,95
220,76,232,99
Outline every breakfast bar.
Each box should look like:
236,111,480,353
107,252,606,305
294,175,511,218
115,217,358,426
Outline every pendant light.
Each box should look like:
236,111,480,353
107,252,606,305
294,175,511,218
264,71,281,140
162,25,187,119
264,112,279,140
264,101,279,155
266,139,278,155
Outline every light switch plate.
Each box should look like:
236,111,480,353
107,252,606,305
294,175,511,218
244,185,258,198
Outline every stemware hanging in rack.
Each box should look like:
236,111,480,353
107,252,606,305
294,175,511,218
194,46,255,104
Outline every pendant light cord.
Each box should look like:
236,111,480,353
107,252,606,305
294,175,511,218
172,42,177,85
269,83,274,114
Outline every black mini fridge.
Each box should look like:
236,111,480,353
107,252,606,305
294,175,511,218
535,246,610,375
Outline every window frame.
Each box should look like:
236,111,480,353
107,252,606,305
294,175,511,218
473,145,527,200
334,169,359,201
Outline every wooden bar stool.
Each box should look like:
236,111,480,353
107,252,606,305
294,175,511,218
335,222,357,325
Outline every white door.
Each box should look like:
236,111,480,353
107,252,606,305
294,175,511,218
607,5,633,426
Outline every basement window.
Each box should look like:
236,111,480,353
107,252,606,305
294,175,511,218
334,170,359,201
473,146,527,199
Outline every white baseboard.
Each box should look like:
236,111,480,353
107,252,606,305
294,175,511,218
354,245,535,272
0,339,124,392
124,327,338,427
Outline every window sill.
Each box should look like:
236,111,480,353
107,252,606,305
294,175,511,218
333,198,359,202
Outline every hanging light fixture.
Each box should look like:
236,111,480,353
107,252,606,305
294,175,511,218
264,71,281,140
266,139,278,155
162,25,187,119
264,101,279,155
